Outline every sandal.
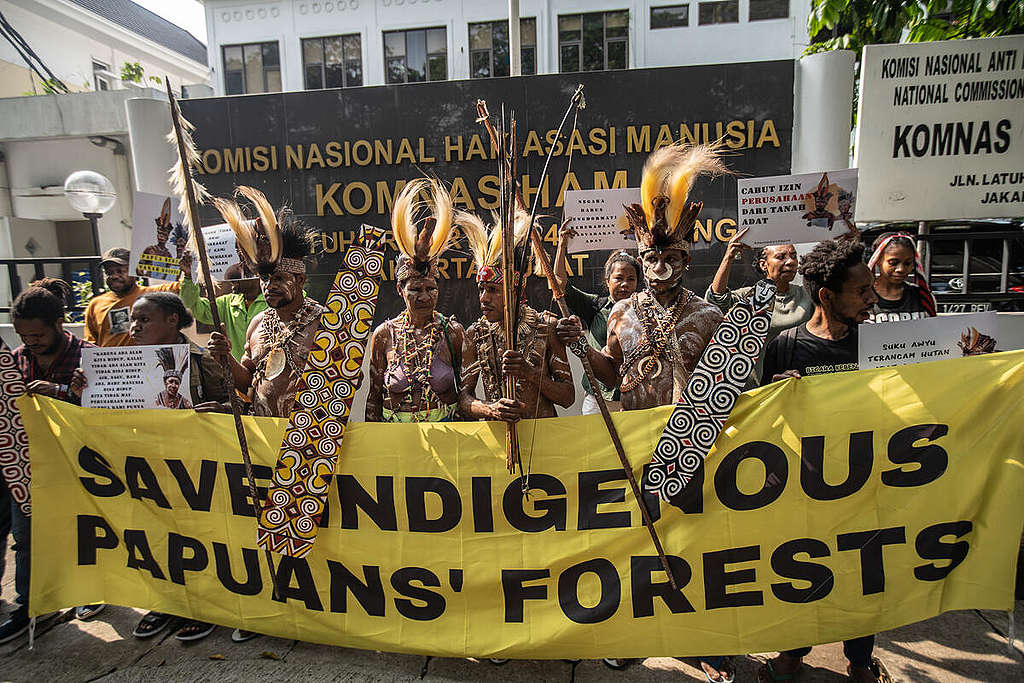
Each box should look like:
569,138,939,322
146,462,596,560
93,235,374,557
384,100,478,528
757,658,802,682
175,620,215,642
847,658,893,683
132,611,172,639
701,656,736,683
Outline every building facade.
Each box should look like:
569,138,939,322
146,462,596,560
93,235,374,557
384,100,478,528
201,0,810,95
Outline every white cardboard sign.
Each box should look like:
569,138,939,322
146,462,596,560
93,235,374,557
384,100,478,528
564,188,639,253
856,35,1024,221
858,311,999,369
81,344,192,410
199,223,242,281
736,169,858,247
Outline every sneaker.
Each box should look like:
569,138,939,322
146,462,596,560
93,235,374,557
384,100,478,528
231,628,259,643
75,604,105,621
0,612,29,644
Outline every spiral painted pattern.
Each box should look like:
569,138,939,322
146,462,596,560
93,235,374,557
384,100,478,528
0,347,31,516
257,224,385,558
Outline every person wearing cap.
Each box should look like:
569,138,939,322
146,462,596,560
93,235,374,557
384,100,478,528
84,248,180,346
178,254,266,362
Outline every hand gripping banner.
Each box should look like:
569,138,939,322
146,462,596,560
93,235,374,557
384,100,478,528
256,224,386,557
644,279,775,509
0,345,30,516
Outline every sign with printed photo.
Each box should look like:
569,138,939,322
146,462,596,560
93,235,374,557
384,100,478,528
736,168,858,247
130,192,188,281
859,311,1000,369
81,344,191,410
564,188,640,254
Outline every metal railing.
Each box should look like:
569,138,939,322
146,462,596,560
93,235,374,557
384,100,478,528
0,256,102,313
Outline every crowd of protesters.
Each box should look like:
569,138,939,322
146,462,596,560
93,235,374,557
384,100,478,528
0,168,941,682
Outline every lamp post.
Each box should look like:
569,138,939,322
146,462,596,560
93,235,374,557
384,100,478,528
63,170,117,255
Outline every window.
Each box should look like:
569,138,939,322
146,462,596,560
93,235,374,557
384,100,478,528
558,10,628,73
92,61,110,91
698,0,739,25
222,42,281,95
383,27,447,84
468,18,537,78
303,34,362,89
749,0,789,21
651,5,689,29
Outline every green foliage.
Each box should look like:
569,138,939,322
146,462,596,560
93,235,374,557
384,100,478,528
120,61,145,84
148,75,162,85
806,0,1024,56
21,78,65,96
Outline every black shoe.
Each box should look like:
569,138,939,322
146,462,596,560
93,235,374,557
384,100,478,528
75,604,105,620
0,612,29,644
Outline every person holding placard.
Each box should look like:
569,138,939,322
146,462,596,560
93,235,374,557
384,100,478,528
84,248,181,347
457,209,574,422
865,232,936,324
0,279,94,642
758,240,890,683
124,290,230,642
553,222,641,414
365,180,465,423
705,228,813,389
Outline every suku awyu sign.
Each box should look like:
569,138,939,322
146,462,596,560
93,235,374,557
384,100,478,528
179,63,793,324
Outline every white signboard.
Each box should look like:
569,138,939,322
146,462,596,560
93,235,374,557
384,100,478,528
859,311,998,369
200,223,242,281
856,35,1024,221
81,344,192,410
736,168,858,247
564,188,639,253
130,192,188,281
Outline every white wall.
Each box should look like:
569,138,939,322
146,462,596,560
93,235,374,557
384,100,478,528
203,0,812,95
0,0,209,98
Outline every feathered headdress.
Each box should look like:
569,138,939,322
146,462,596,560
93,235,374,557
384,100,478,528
455,205,532,285
391,179,454,282
212,186,312,278
156,346,187,380
622,142,730,254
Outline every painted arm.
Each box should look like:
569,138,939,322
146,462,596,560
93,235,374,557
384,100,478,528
458,327,523,422
364,324,387,422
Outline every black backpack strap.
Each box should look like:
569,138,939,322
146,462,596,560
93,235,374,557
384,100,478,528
775,325,799,373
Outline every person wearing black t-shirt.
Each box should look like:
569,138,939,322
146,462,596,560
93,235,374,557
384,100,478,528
758,240,892,683
865,232,935,324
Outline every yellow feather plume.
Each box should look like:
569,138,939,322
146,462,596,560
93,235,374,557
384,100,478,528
391,179,429,259
165,113,210,230
211,197,258,265
639,144,686,226
664,143,730,230
454,210,489,270
234,186,280,264
427,179,454,259
485,210,503,266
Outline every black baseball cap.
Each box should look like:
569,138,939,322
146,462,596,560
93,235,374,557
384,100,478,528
100,247,130,266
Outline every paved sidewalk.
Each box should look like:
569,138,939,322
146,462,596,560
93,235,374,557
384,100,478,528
0,547,1020,682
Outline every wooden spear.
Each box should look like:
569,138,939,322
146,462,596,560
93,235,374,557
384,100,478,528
165,82,279,597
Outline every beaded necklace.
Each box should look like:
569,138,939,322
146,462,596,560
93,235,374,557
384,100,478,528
395,311,440,420
255,298,324,383
620,288,693,393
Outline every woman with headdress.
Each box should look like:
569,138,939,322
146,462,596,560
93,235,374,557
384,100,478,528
865,232,936,324
126,290,230,642
365,179,465,423
153,346,192,409
207,187,326,419
552,224,641,414
457,208,574,421
705,229,813,389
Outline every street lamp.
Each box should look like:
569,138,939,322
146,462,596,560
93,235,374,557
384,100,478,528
64,170,117,255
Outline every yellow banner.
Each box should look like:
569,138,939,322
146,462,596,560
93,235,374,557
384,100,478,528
22,351,1024,659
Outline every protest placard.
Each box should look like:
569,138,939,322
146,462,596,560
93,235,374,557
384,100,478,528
81,344,191,410
131,192,187,281
200,222,242,281
859,311,999,369
736,168,858,247
564,188,639,254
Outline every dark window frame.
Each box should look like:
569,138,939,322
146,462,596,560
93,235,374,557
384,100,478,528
222,41,281,95
698,0,739,25
383,26,448,84
92,60,110,91
558,10,629,73
302,33,363,90
650,4,689,29
749,0,790,22
468,18,537,79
